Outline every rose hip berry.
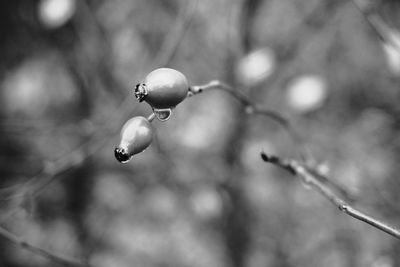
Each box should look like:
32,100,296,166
135,68,189,109
114,116,153,163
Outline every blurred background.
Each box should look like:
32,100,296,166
1,0,400,266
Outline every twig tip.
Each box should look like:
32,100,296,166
260,151,269,161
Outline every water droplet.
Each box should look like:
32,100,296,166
114,147,132,163
153,108,172,121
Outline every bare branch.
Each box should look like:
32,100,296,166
260,152,400,240
0,225,90,267
350,0,400,52
189,80,290,129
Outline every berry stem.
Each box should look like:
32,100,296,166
147,112,156,122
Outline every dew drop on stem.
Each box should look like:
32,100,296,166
153,108,172,121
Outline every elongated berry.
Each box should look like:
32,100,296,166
114,116,153,163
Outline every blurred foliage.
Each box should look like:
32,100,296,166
0,0,400,266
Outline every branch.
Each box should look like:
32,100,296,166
0,136,109,202
350,0,400,53
260,152,400,240
0,225,90,267
189,80,290,130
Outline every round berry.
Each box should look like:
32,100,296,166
114,116,153,163
135,68,188,109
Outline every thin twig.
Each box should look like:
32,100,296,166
0,225,90,267
260,152,400,240
189,80,290,129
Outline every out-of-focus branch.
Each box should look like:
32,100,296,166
351,0,400,52
0,132,110,201
153,0,198,67
0,225,90,267
260,152,400,240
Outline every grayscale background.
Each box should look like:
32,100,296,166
0,0,399,266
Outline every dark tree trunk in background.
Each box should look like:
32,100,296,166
220,1,261,267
